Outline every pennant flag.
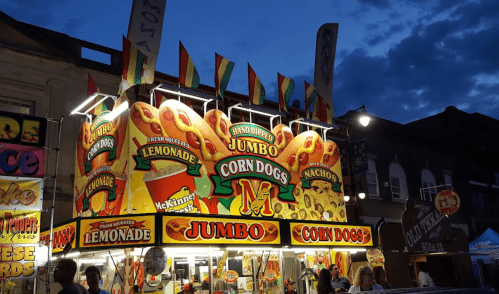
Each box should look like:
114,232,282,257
155,91,167,108
126,0,166,84
278,73,294,112
313,95,330,123
294,109,303,135
121,36,148,95
87,74,108,116
215,53,235,100
186,99,194,110
179,41,200,89
239,111,245,122
248,63,266,105
304,81,318,119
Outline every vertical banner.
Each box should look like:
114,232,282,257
0,143,45,177
0,244,37,279
127,0,167,84
313,23,339,123
0,210,40,244
0,176,43,211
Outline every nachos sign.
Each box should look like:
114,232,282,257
75,100,347,223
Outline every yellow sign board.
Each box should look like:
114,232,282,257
0,177,43,211
40,221,77,253
0,211,39,244
79,215,155,248
290,222,373,246
162,215,280,245
0,244,37,279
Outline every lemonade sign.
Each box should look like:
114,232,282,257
74,100,347,222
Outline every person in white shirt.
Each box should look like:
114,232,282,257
348,266,383,293
417,262,435,287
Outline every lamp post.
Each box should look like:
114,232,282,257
339,105,370,222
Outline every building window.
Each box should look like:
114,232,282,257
0,97,34,115
444,173,453,189
366,159,379,197
389,163,409,200
421,168,437,201
472,192,487,219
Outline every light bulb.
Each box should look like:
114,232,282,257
359,115,370,127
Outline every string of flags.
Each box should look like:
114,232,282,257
86,0,332,127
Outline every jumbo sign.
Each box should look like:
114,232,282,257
75,99,347,223
162,216,280,245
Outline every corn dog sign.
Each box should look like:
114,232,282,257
75,99,347,222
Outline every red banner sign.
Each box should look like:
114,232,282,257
39,222,77,253
290,222,373,246
162,216,280,245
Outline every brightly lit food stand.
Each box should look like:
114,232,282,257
40,87,374,294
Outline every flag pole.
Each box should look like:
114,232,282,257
249,101,253,123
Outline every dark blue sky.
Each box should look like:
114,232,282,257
4,0,499,123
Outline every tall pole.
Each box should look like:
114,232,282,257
46,116,64,294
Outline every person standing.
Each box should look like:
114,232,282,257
418,262,435,287
85,266,110,294
328,264,350,293
317,269,334,294
53,258,89,294
348,266,383,293
372,266,392,289
177,282,198,294
284,279,297,294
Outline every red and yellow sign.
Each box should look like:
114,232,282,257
0,177,43,211
162,216,280,245
264,270,277,282
40,221,77,253
366,248,384,267
223,270,239,283
0,110,47,148
79,215,155,248
331,250,351,280
435,190,460,215
75,100,347,223
0,244,37,279
290,222,373,246
0,211,39,244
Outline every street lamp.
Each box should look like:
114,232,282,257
337,104,371,222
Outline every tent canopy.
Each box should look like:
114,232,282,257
469,228,499,263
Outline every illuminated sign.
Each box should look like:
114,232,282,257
79,215,155,248
0,244,37,279
75,100,347,223
0,143,45,177
290,222,373,246
0,211,40,244
434,190,460,215
0,176,43,211
162,216,280,245
0,110,46,147
39,222,77,253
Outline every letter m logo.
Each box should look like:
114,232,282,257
239,179,273,217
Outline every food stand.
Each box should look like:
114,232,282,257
42,86,374,294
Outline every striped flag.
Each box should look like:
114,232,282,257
239,111,245,122
179,41,200,89
155,91,167,108
278,73,294,112
304,81,318,119
87,74,108,116
185,99,194,110
248,63,265,105
120,36,148,95
313,95,330,123
215,53,235,100
294,109,303,135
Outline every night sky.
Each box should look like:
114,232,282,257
3,0,499,123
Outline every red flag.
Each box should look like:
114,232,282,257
240,111,245,122
87,74,107,116
155,91,167,108
316,95,329,123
